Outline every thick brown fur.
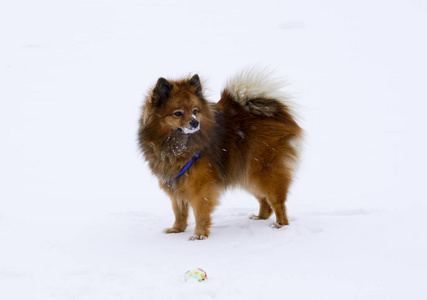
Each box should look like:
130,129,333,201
138,71,302,240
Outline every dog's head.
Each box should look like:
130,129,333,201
140,74,214,156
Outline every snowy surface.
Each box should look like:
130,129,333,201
1,0,427,299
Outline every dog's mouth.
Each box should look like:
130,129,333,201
178,125,200,135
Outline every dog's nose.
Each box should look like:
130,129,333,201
189,119,199,128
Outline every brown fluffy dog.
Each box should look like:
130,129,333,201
138,69,302,240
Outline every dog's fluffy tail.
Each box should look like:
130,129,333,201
223,68,295,118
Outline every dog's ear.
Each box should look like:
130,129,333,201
152,77,173,107
188,74,202,97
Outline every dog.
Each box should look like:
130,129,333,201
138,69,302,240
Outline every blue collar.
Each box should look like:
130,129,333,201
175,153,200,179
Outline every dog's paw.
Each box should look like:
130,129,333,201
163,228,185,234
189,234,208,241
249,214,268,220
270,223,286,229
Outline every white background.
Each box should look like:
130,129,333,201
1,0,426,299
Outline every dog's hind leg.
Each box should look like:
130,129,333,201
248,159,292,228
264,173,292,228
249,196,273,220
266,189,289,228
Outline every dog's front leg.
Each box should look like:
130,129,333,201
187,187,219,240
164,196,189,234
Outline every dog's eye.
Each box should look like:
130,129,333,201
174,111,183,117
193,109,198,115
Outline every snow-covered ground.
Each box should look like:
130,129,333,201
1,0,427,299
